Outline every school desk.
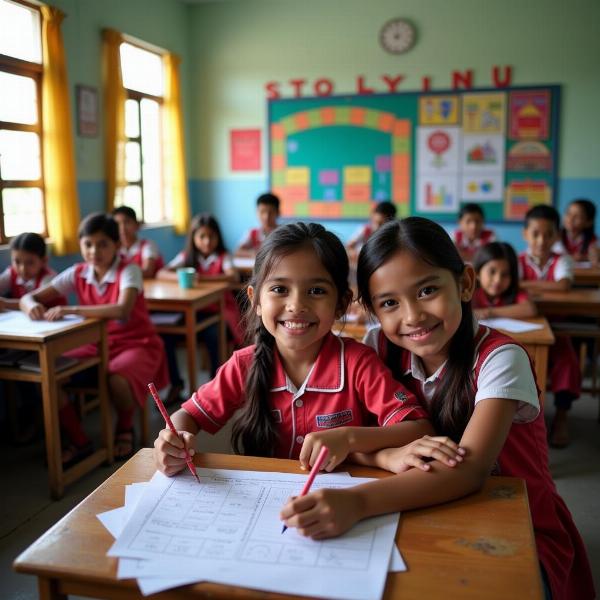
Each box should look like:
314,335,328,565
13,449,542,600
333,318,555,401
532,288,600,318
573,265,600,288
0,318,112,499
143,280,229,391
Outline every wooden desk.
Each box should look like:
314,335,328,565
334,318,555,400
0,318,112,499
143,280,229,390
14,449,542,600
532,289,600,318
573,265,600,288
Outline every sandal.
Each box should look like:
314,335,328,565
114,428,136,461
62,440,93,470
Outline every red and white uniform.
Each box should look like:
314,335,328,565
472,287,530,309
168,250,243,344
453,229,495,262
365,325,595,600
238,227,270,251
553,231,598,261
120,238,164,277
347,224,373,249
51,257,168,407
0,265,66,307
182,332,427,460
518,251,580,397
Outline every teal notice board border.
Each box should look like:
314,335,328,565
268,85,560,223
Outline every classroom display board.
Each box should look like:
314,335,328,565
268,86,560,222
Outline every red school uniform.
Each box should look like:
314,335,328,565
367,325,595,600
120,239,164,277
471,286,530,309
0,265,66,307
558,230,597,260
56,259,168,407
181,332,427,460
347,223,373,248
518,252,580,397
453,228,495,262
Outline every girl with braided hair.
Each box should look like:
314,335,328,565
154,222,462,474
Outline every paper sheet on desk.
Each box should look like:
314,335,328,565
98,469,405,598
478,317,544,333
0,311,84,335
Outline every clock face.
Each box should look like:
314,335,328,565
380,18,416,54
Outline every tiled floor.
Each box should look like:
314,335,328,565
1,381,598,599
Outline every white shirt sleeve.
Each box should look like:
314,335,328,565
50,266,78,295
39,272,55,288
166,251,186,269
475,344,539,423
554,254,574,281
347,224,368,247
237,230,253,250
221,252,234,271
0,267,11,295
141,239,160,260
119,263,143,291
552,240,566,255
362,325,381,353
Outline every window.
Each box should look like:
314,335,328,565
117,41,170,223
0,0,45,243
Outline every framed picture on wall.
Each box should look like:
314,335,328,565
76,85,99,137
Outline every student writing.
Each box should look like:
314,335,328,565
154,223,460,476
280,217,595,600
472,241,536,320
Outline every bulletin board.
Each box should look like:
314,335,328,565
268,86,560,222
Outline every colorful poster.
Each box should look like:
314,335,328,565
507,141,552,171
419,95,460,125
509,90,550,140
462,92,506,133
417,176,459,213
230,129,261,171
504,178,552,219
461,134,505,173
417,127,460,174
461,173,504,202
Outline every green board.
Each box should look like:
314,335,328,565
268,86,560,222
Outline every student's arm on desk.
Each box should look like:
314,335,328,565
154,408,201,476
20,285,60,319
520,277,571,292
141,257,158,279
281,398,517,539
474,299,537,320
156,267,178,282
0,297,20,310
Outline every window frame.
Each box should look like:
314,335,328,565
0,0,46,244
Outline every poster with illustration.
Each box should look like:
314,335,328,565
417,175,460,213
419,95,460,125
462,92,506,133
461,173,504,202
417,127,460,174
461,134,505,173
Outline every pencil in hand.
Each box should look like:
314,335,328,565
282,446,329,534
148,383,200,484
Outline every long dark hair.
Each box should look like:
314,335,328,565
357,217,475,442
473,242,520,304
231,222,351,456
184,213,226,267
562,198,597,253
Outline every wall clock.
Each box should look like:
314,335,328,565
379,18,416,54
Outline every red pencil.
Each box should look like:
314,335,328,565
148,382,200,484
282,446,329,533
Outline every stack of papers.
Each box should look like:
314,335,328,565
478,317,544,333
0,311,84,335
98,468,405,598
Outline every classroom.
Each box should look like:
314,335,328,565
0,0,599,598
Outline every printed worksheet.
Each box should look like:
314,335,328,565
109,469,399,600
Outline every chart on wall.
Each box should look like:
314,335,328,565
268,86,559,221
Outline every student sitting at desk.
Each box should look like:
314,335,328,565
518,204,581,448
554,198,598,266
0,232,66,310
346,200,397,259
453,203,495,263
236,192,280,256
20,213,168,464
154,223,461,476
472,242,536,320
281,218,595,600
112,206,164,278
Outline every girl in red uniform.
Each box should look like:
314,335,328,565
20,213,168,463
154,223,462,476
281,217,595,600
555,198,598,265
0,232,65,310
472,241,536,320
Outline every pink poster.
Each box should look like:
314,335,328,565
230,129,262,171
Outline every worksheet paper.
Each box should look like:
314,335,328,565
0,311,83,335
107,469,401,600
478,317,544,333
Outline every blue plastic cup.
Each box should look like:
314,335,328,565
177,267,196,289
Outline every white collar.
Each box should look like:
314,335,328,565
122,239,142,256
198,253,220,269
80,256,121,287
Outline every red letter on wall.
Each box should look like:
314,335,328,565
421,76,431,92
314,78,334,96
265,81,280,99
382,74,404,93
289,79,307,98
492,65,513,88
452,69,473,89
356,75,375,95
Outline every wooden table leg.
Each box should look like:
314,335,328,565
218,294,227,365
39,344,63,500
535,346,549,407
38,577,66,600
185,305,198,391
98,323,113,463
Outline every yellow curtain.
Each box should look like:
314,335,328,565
102,29,126,212
163,53,190,234
40,6,80,255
